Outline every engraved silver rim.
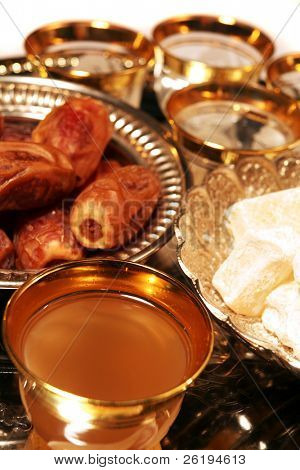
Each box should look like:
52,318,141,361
175,180,300,374
0,76,185,288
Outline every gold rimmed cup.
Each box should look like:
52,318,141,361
2,259,213,450
24,20,155,107
267,53,300,101
166,81,300,183
152,15,274,112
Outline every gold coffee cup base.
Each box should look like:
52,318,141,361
24,430,162,450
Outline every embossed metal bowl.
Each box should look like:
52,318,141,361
0,76,184,288
175,152,300,372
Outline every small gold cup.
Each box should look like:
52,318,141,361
166,81,300,184
3,259,213,450
24,20,155,107
267,52,300,102
152,15,274,113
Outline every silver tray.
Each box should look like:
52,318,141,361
175,154,300,373
0,76,185,288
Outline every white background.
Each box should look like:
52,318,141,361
0,449,299,467
0,0,299,58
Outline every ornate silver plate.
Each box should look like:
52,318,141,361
0,76,184,288
176,153,300,372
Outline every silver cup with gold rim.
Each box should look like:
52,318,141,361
24,20,155,108
152,14,275,114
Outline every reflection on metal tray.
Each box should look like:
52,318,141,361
0,75,185,289
163,330,300,450
1,317,300,450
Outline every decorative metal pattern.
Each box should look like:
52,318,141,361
176,152,300,372
0,57,37,77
